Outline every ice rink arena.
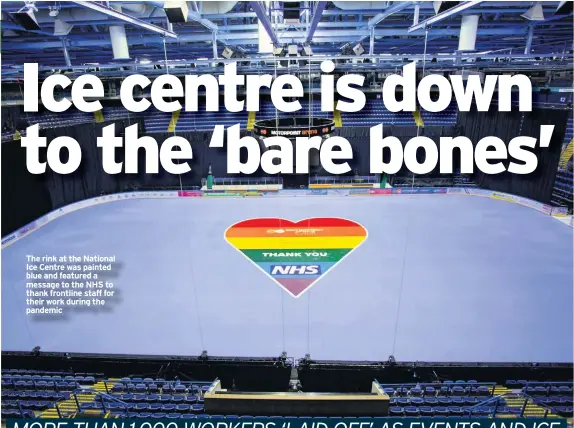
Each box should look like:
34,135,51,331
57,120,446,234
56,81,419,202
2,190,573,362
2,0,573,421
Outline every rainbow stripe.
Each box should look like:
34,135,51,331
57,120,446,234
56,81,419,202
225,218,367,297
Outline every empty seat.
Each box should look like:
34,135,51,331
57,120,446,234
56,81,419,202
176,404,191,413
410,387,422,396
411,397,424,406
451,386,466,396
162,404,176,413
149,403,163,412
419,406,434,417
449,406,464,416
434,406,449,416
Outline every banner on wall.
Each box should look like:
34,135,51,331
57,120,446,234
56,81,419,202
393,187,448,195
310,184,375,189
447,187,466,194
552,206,569,216
492,192,515,203
178,190,203,197
369,188,392,195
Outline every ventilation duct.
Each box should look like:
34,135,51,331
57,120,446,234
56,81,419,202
53,18,73,36
11,6,41,31
521,3,545,21
200,1,238,14
109,4,130,59
458,14,478,51
164,1,189,23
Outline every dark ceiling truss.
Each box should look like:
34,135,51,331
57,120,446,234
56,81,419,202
0,1,572,74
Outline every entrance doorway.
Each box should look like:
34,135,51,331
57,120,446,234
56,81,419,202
281,173,309,189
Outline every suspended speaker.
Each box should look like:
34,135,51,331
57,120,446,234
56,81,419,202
521,3,545,21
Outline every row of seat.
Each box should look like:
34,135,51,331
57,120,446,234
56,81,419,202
82,402,205,414
114,377,210,387
389,396,498,406
3,374,95,384
534,396,574,406
2,380,80,391
110,383,209,394
2,391,69,400
551,406,574,416
1,409,35,419
3,399,55,410
389,405,517,417
103,393,204,404
108,412,208,419
383,385,492,397
524,386,573,396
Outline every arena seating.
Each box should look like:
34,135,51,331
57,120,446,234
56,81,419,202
341,99,415,126
1,369,100,420
257,99,332,121
4,99,461,139
551,115,573,208
2,369,571,420
419,103,458,126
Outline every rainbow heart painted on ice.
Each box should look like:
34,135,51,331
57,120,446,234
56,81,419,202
224,218,367,298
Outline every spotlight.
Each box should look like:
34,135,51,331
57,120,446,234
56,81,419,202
48,6,60,17
221,46,235,59
352,43,365,56
11,3,41,31
341,43,365,57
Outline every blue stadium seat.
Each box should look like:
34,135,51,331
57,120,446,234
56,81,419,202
405,406,420,417
419,406,434,416
434,406,449,416
149,403,163,412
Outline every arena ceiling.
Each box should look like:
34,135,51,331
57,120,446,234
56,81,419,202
1,1,573,72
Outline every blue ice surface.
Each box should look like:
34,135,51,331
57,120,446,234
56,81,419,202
2,195,572,362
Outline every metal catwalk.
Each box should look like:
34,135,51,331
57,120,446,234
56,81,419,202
2,195,572,362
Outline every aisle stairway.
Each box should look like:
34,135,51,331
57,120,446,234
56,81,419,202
494,385,562,418
38,380,109,418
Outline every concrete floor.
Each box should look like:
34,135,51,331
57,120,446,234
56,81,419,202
2,195,572,362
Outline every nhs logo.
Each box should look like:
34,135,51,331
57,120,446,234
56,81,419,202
270,265,321,275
